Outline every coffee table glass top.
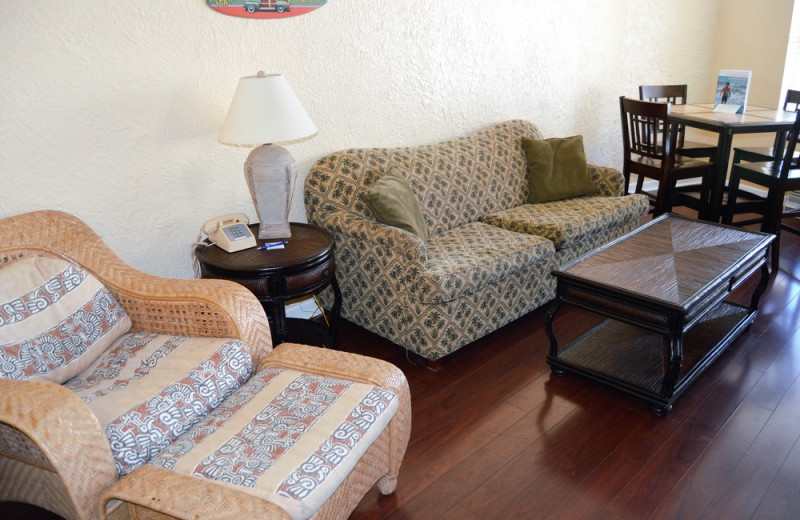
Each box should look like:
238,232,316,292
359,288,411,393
560,215,771,307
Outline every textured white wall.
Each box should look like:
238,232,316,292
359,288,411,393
0,0,731,278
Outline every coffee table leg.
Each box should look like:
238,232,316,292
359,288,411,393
545,299,567,376
749,262,771,312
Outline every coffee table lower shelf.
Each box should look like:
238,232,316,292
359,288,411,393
547,301,755,414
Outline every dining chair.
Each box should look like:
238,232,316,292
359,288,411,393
732,89,800,164
639,84,718,160
723,108,800,271
620,96,714,217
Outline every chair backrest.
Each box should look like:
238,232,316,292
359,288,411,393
783,89,800,111
779,108,800,179
639,84,689,105
620,96,673,164
639,85,691,148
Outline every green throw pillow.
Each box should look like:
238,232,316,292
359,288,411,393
523,135,596,203
363,167,429,242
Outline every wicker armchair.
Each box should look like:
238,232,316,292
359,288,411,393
0,210,410,520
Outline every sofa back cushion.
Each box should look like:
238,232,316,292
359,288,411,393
305,120,542,237
0,255,132,383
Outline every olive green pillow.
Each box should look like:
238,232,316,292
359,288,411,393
363,167,429,242
523,135,596,203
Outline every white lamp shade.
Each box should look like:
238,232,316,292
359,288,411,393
219,72,317,147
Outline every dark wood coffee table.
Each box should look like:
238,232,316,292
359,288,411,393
545,214,773,415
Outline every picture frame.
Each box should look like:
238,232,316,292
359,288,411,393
713,69,752,114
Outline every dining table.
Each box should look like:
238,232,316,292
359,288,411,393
668,103,797,222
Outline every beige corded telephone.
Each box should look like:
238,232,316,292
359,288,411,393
202,213,257,253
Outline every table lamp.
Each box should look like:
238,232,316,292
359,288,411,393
219,72,317,239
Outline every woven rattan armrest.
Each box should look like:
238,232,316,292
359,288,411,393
0,210,272,363
101,465,291,520
0,378,118,520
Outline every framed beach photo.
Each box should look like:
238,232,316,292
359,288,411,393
714,69,752,114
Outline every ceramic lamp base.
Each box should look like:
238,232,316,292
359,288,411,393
244,144,296,240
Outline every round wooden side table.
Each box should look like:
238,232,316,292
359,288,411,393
194,222,341,349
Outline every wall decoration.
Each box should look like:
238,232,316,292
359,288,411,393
207,0,327,19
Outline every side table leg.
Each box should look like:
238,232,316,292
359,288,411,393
263,300,288,347
328,275,342,349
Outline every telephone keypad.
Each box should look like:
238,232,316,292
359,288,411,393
223,223,252,241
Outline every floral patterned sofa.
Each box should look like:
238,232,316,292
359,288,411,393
304,120,649,362
0,210,410,520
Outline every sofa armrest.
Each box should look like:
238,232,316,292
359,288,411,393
0,379,118,520
588,164,626,197
317,211,427,264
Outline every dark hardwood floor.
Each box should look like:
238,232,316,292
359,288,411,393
6,216,800,520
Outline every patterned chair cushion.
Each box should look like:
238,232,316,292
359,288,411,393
66,331,254,476
410,222,555,304
0,255,131,383
147,367,399,520
481,194,650,249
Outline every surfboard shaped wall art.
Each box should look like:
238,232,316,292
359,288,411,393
208,0,327,19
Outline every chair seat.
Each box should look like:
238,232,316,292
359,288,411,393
733,160,800,183
143,366,399,520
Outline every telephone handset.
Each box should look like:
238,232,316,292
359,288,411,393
202,213,257,253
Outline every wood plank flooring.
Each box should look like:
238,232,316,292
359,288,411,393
5,217,800,520
343,218,800,520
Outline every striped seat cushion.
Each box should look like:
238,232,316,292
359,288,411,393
66,331,253,476
147,367,399,520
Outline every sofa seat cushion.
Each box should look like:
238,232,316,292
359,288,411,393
146,366,399,520
481,195,649,249
410,222,555,304
0,255,131,383
66,331,254,476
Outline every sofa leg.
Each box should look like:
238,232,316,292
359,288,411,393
424,358,442,372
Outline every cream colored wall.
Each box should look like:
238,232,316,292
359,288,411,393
714,0,794,107
0,0,724,279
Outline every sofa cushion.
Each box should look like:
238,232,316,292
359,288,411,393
0,255,131,383
481,194,650,249
66,331,254,476
147,367,399,520
409,222,555,304
523,135,596,203
363,166,429,242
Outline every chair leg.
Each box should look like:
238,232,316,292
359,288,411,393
761,188,785,272
722,174,742,225
653,180,674,217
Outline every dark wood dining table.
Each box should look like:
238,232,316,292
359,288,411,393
668,103,796,221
